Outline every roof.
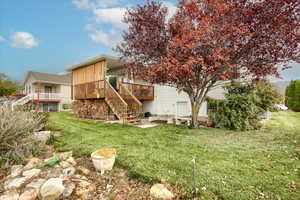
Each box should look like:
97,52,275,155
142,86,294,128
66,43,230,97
25,71,72,85
67,54,126,71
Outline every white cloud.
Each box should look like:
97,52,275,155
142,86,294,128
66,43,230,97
11,32,38,48
72,0,118,9
93,7,127,29
0,35,5,42
85,23,95,32
72,0,93,9
90,29,121,47
72,0,176,45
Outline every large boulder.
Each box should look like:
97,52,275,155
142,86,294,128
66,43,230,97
150,184,174,200
40,178,65,200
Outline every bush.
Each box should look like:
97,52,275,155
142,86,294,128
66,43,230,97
15,103,36,112
62,104,72,110
0,105,46,167
208,83,265,130
208,81,281,130
285,80,300,111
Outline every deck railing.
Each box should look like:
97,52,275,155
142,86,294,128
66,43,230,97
74,80,105,99
120,82,154,100
33,93,60,99
119,83,142,118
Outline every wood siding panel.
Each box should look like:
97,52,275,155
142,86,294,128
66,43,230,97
72,60,106,86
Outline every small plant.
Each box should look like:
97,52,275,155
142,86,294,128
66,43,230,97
0,105,46,167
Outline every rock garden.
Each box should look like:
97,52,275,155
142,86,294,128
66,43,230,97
0,146,178,200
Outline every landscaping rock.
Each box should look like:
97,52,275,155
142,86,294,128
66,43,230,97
59,151,72,161
26,179,46,189
59,161,72,169
10,165,23,177
0,190,19,200
4,177,27,190
66,157,77,166
33,131,51,144
63,183,76,197
19,188,39,200
150,184,174,200
77,166,90,175
40,178,65,200
24,158,42,170
23,169,41,180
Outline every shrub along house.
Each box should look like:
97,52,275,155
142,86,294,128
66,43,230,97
69,54,225,123
13,71,72,111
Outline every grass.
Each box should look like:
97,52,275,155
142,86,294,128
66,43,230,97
48,112,300,199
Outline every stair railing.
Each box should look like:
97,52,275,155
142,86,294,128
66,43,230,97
104,80,128,122
119,83,142,119
11,94,32,111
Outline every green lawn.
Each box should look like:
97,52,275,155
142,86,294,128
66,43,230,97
49,112,300,200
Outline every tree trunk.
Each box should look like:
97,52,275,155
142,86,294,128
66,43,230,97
191,101,201,128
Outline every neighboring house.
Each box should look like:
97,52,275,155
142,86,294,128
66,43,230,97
68,54,225,122
14,71,72,111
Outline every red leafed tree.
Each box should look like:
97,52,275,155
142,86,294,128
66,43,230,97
116,0,300,127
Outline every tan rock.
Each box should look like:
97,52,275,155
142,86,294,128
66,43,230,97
10,165,23,177
0,190,19,200
23,169,41,180
59,151,73,161
66,157,77,166
77,166,90,175
150,184,174,200
24,158,42,170
26,179,46,189
19,188,39,200
4,177,27,190
59,161,72,169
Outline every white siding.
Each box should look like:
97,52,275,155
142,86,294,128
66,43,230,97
59,85,72,104
142,84,225,117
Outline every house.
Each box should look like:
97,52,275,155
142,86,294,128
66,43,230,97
68,54,226,123
13,71,72,111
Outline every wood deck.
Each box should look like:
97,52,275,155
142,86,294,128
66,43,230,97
74,81,154,101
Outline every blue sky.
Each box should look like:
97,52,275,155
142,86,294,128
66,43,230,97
0,0,299,82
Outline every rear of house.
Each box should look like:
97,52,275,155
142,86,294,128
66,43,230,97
69,54,225,123
15,71,72,111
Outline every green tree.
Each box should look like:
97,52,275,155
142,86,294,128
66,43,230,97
0,73,19,97
285,80,300,111
253,80,284,111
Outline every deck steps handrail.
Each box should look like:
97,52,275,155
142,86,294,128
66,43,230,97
11,94,32,110
104,80,128,122
119,83,142,119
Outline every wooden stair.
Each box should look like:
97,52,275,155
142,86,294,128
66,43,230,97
104,80,142,123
